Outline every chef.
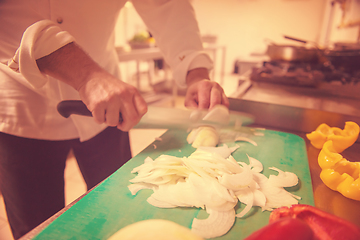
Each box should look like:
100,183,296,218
0,0,229,239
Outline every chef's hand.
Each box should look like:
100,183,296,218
77,72,147,132
184,68,229,109
37,42,147,131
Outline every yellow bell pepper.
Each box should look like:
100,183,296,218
306,123,333,149
319,158,360,201
307,121,360,201
317,140,344,169
306,121,359,153
319,141,360,201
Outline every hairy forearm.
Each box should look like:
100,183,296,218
36,41,147,131
36,42,104,91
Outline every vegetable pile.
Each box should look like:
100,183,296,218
128,144,301,238
307,121,360,200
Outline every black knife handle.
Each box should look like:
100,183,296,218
57,100,92,118
57,100,124,123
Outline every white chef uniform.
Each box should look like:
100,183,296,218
0,0,213,142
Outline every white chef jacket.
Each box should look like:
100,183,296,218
0,0,213,141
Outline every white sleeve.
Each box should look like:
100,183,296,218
7,20,75,89
131,0,213,88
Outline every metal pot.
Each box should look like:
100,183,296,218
266,44,319,62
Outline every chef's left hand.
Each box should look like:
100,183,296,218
184,68,229,109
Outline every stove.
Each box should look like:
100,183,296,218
233,59,360,117
250,60,360,87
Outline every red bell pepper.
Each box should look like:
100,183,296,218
269,204,360,240
244,217,314,240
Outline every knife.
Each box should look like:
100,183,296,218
57,100,254,129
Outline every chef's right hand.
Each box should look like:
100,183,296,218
36,42,147,132
78,71,148,132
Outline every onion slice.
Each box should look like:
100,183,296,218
191,208,235,239
247,154,263,173
235,136,258,146
128,183,155,195
268,167,299,188
198,144,239,159
235,188,254,218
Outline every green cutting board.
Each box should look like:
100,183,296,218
33,128,314,240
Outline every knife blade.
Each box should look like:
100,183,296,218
57,100,254,129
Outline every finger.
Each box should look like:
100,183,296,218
105,100,121,127
92,104,106,124
133,92,148,117
117,106,137,132
209,87,223,109
197,84,211,109
184,83,199,108
184,98,199,108
184,91,199,108
117,93,145,132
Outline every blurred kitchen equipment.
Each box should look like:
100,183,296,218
324,48,360,74
250,61,325,87
232,35,360,119
266,45,319,62
283,35,309,44
265,37,320,62
254,35,360,87
333,42,360,50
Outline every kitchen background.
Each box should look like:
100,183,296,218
1,0,359,239
115,0,360,79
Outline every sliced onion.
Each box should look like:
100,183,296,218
247,154,263,173
149,178,204,209
235,188,254,218
188,173,237,210
190,149,242,174
227,155,239,165
253,189,267,207
252,171,268,185
235,136,258,146
259,180,299,211
268,167,299,188
191,208,235,239
128,145,301,239
198,144,238,159
128,183,156,195
236,203,253,218
218,163,253,191
147,196,178,208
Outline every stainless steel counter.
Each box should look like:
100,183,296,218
229,97,360,226
234,79,360,117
